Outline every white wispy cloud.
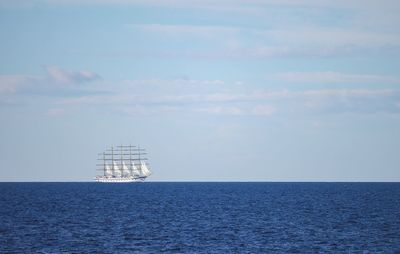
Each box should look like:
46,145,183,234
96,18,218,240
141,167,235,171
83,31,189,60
0,66,101,94
3,68,399,116
125,22,400,59
300,89,400,114
198,106,244,116
46,108,68,116
197,104,276,117
45,66,101,84
269,72,400,84
3,0,399,11
60,88,399,105
255,27,400,48
118,105,179,116
250,104,277,116
58,87,400,116
301,89,397,98
121,78,225,88
132,24,239,38
0,75,39,93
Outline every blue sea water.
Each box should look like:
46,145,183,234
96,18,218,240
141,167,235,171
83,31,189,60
0,183,399,253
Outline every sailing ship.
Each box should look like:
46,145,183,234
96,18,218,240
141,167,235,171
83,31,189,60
95,145,152,183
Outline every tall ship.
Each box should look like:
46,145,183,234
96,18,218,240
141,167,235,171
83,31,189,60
95,145,152,183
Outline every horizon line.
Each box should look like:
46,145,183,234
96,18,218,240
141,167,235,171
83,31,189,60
0,180,399,183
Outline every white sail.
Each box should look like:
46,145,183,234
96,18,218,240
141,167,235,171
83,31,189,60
105,163,113,177
113,161,121,177
122,161,130,177
140,162,152,177
131,162,141,177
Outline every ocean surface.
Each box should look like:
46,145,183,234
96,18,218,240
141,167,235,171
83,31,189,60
0,183,399,253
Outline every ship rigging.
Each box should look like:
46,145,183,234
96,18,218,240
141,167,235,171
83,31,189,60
95,145,152,183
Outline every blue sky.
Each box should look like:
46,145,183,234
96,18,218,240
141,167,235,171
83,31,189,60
1,0,400,181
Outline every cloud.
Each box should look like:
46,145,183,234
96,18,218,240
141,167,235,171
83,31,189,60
123,22,400,59
0,66,101,94
46,108,68,116
58,82,400,116
301,89,397,98
3,0,399,11
297,89,400,114
0,75,39,93
121,78,224,87
45,66,101,84
255,27,400,48
118,105,179,115
197,104,276,117
198,106,244,116
0,0,317,11
3,71,398,116
199,104,277,117
269,72,400,84
132,24,239,38
37,1,391,60
251,104,277,116
60,88,399,105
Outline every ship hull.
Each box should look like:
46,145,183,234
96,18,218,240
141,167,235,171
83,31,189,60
95,177,146,183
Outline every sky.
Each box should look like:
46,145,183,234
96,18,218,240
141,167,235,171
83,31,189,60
0,0,400,181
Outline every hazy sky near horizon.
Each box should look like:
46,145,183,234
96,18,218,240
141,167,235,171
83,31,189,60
1,0,400,181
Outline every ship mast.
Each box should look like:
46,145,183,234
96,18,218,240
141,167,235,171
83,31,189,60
129,144,133,175
120,144,123,169
111,146,114,174
103,152,106,176
138,145,141,164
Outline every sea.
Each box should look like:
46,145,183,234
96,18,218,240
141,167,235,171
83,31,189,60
0,182,399,253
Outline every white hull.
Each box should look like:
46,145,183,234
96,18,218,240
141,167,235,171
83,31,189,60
95,176,146,183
